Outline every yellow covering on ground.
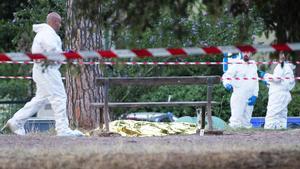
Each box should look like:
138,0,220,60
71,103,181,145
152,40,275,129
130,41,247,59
109,120,197,137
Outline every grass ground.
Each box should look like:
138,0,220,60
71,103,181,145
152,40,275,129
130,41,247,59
1,129,300,169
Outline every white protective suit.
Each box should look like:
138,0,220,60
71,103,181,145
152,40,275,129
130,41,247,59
264,62,295,129
222,60,259,128
9,23,77,135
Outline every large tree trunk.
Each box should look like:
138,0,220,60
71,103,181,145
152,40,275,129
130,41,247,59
64,0,104,129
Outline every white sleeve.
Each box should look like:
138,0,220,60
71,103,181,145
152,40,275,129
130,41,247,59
282,65,295,91
264,65,282,83
252,65,259,96
222,65,237,87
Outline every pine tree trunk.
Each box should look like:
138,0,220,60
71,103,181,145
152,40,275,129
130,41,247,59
64,0,104,129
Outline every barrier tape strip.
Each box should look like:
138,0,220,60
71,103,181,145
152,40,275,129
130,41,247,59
0,61,299,65
1,76,299,81
222,77,300,80
0,76,34,80
0,76,65,80
1,43,300,61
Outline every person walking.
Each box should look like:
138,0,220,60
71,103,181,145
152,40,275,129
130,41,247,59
1,12,84,136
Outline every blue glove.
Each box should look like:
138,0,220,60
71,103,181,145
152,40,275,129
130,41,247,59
231,54,238,59
225,84,233,92
248,96,257,106
257,70,266,78
167,112,174,122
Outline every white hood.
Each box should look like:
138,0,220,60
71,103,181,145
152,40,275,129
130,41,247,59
32,23,54,33
31,23,62,55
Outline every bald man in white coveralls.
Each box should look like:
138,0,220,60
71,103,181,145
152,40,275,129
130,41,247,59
222,53,259,128
2,12,84,136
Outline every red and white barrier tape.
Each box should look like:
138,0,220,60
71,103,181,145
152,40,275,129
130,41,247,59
0,76,34,80
0,76,65,80
222,77,300,80
1,76,299,80
0,61,299,65
1,43,300,61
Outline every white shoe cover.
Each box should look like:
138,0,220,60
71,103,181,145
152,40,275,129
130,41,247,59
57,128,85,137
6,119,26,135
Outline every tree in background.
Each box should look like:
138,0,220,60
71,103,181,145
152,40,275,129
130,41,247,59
65,0,213,129
64,0,103,129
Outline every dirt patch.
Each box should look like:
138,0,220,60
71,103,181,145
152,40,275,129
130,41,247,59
1,129,300,169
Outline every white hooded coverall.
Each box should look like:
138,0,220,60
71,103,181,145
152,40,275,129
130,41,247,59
10,23,71,135
264,63,295,129
222,60,259,128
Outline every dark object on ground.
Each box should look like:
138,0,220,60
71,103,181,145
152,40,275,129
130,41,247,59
121,112,176,122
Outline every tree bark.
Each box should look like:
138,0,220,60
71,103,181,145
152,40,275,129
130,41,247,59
65,0,104,129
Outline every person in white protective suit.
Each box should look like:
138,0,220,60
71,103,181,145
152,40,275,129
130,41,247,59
258,52,295,129
222,53,259,128
1,12,84,136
